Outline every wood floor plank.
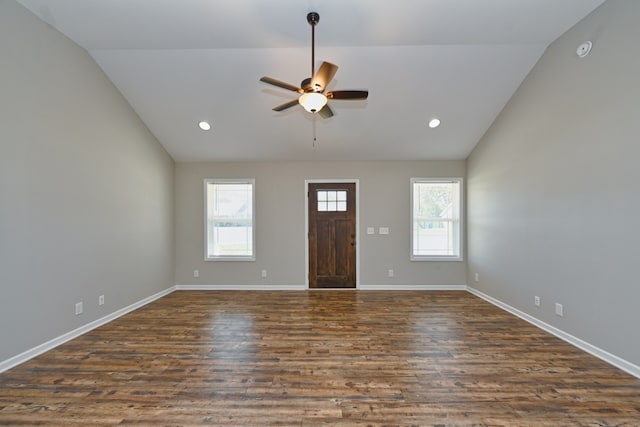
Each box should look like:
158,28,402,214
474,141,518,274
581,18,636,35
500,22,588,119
1,290,639,426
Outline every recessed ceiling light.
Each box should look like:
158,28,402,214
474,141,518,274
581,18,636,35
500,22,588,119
198,121,211,131
428,118,441,129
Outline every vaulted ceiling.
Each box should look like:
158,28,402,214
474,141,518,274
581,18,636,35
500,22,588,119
17,0,605,161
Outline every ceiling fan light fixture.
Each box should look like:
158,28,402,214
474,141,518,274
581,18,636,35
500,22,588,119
299,92,327,113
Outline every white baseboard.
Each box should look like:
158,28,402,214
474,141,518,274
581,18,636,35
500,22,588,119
176,284,306,291
0,286,176,374
177,284,467,291
359,284,467,291
466,286,640,379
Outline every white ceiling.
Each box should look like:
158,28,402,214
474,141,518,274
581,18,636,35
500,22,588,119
17,0,605,162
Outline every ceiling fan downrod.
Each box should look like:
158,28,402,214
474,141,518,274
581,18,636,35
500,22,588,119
307,12,319,79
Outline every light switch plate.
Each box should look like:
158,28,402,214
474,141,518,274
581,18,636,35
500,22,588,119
379,227,389,235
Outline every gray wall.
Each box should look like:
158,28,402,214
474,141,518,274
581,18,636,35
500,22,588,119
467,0,640,365
0,1,175,362
176,161,466,287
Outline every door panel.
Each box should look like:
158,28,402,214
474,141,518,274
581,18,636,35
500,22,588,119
334,219,351,276
309,183,356,288
316,220,334,276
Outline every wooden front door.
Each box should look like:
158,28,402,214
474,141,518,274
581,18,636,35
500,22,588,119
308,183,356,288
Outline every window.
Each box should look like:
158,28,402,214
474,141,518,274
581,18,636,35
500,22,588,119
205,179,255,261
411,178,462,261
317,190,347,212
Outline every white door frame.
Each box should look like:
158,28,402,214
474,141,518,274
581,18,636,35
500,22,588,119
304,179,360,289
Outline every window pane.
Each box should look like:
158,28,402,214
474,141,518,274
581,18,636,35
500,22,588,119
317,190,327,201
414,182,453,219
337,201,347,211
206,180,255,260
213,224,253,256
327,191,337,201
413,220,454,256
337,191,347,201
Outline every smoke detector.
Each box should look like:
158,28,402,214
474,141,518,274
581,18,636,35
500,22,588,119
576,41,592,58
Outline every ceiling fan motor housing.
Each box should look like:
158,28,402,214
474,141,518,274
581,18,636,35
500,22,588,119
300,77,320,93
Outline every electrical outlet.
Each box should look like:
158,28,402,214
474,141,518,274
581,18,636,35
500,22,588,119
534,296,540,307
555,303,564,317
261,269,267,278
474,273,479,282
193,269,199,278
388,269,394,278
75,302,83,315
99,295,105,306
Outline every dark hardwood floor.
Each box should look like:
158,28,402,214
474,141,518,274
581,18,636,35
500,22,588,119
1,290,639,426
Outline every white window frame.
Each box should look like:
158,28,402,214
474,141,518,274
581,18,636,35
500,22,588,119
204,179,256,261
410,177,463,262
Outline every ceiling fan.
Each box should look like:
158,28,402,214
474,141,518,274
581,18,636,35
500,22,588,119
260,12,368,118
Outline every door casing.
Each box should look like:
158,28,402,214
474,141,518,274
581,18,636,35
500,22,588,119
305,179,359,289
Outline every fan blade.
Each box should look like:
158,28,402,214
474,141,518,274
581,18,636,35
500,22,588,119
318,104,333,119
326,90,368,100
310,62,338,91
260,77,302,93
272,99,300,112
